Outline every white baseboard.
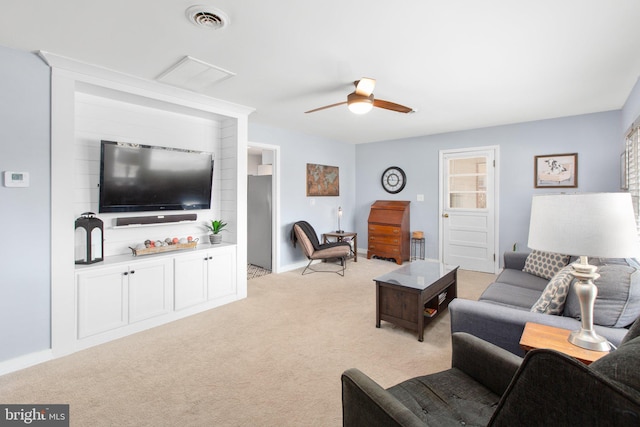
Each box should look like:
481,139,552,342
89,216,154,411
279,259,316,273
0,349,53,376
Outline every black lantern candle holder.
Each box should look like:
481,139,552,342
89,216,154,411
75,212,104,264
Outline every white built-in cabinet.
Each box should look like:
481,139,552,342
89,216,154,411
77,258,172,339
75,244,236,343
174,246,236,310
174,254,207,310
208,248,237,300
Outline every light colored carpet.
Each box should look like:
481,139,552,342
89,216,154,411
0,258,495,426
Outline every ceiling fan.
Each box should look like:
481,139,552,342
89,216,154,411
304,78,414,115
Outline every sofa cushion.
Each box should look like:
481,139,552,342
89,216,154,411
590,336,640,399
480,282,543,310
495,268,550,292
530,265,575,315
387,368,500,426
523,250,570,280
565,258,640,328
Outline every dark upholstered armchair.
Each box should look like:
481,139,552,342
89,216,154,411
290,221,351,275
342,320,640,426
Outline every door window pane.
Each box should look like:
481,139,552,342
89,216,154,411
448,157,487,209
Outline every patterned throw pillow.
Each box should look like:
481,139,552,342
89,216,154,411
531,265,575,314
523,250,570,280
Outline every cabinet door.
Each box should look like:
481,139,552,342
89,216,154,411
77,265,128,339
174,252,208,310
207,247,237,300
128,258,173,323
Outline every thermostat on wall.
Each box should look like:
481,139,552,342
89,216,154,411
3,171,30,187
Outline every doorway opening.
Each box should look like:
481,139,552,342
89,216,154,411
247,143,279,278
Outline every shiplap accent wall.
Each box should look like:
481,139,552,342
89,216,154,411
220,119,239,244
73,89,234,257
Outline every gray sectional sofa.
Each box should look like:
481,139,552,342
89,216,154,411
450,251,640,356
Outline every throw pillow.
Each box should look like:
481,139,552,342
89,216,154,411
523,250,570,280
564,258,640,328
531,265,574,315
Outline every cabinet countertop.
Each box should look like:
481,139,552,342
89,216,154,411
75,242,236,270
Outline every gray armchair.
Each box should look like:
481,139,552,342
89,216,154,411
342,320,640,426
290,221,351,275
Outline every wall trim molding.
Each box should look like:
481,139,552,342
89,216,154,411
38,51,255,118
0,349,53,377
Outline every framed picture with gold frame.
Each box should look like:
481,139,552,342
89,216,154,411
534,153,577,188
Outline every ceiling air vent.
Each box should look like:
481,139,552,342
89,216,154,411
186,5,229,30
156,56,236,92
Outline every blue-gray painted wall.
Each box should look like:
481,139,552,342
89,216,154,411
0,46,51,362
355,111,623,264
249,123,356,269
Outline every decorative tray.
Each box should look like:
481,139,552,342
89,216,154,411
129,241,197,257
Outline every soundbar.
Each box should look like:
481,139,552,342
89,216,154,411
115,214,197,227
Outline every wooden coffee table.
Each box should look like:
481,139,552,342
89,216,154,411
519,322,609,365
374,260,458,341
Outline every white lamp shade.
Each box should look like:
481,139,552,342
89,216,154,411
528,193,639,258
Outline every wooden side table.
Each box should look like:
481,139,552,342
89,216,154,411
519,322,609,365
322,231,357,262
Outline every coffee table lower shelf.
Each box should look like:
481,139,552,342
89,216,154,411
375,264,458,342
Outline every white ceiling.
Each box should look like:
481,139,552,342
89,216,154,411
2,1,640,144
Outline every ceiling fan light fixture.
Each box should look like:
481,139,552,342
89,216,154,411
305,77,412,115
347,92,374,114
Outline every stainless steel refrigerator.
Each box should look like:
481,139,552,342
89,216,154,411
247,175,272,270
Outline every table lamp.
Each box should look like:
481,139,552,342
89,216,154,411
528,193,639,351
337,206,344,233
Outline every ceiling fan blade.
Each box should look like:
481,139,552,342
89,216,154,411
373,99,414,114
304,101,348,113
354,78,376,96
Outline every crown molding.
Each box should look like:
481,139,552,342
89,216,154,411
37,51,255,118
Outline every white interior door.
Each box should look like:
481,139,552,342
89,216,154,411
440,147,498,273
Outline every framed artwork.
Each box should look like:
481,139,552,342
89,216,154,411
534,153,578,188
306,163,339,196
621,151,629,190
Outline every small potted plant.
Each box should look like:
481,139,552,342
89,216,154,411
206,220,227,244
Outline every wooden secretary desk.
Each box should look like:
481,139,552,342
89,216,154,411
367,200,410,265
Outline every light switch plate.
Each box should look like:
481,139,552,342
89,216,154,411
4,171,30,187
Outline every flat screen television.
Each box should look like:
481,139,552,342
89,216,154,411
99,140,214,213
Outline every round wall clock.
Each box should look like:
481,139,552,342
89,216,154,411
381,166,406,194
